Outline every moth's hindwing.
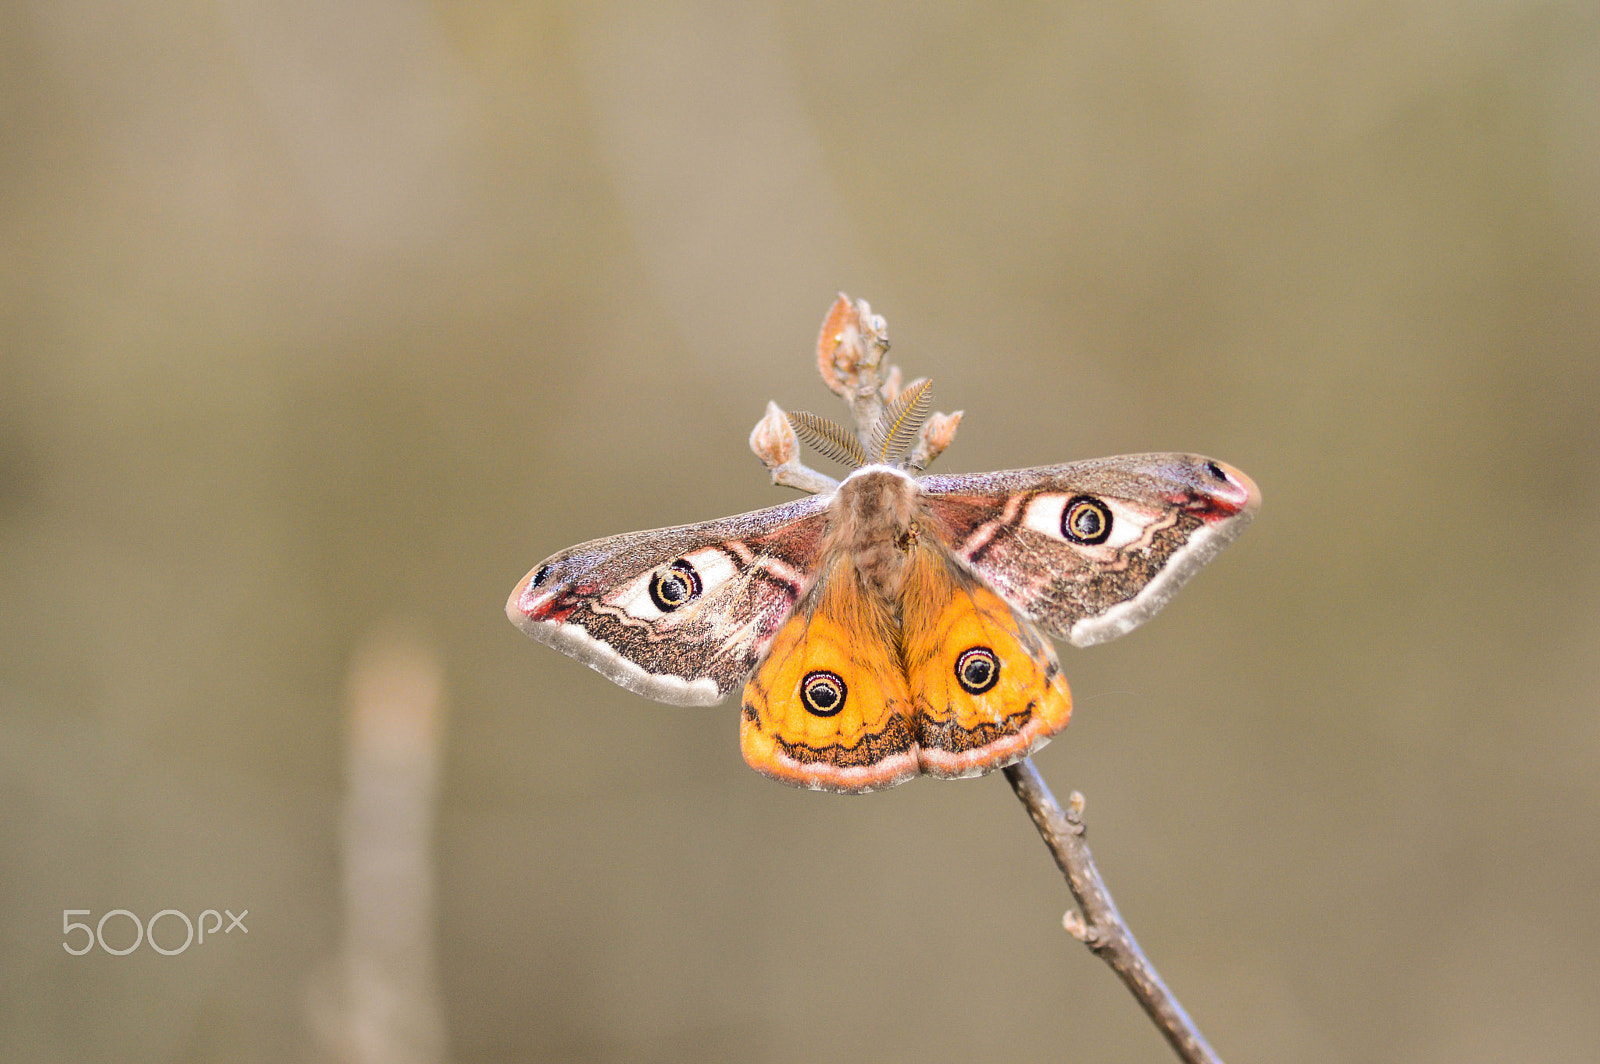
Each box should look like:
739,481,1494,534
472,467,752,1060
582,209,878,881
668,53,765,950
507,494,832,705
738,555,919,793
919,454,1259,647
899,543,1072,778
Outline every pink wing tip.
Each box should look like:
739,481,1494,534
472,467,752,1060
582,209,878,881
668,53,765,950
506,567,543,628
1198,459,1261,521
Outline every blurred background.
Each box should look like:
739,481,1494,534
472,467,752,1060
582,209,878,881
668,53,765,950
4,2,1598,1062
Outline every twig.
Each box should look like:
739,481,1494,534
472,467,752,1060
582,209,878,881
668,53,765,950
754,293,1226,1064
1003,760,1224,1064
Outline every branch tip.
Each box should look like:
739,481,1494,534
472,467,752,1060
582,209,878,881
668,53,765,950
811,293,891,441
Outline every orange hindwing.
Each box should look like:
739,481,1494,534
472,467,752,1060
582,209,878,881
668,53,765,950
739,557,919,792
738,541,1071,792
899,545,1072,778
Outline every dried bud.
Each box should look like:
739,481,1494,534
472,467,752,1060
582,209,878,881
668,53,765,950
815,293,859,396
857,301,889,362
748,400,797,469
879,364,903,404
907,409,963,470
1062,910,1091,941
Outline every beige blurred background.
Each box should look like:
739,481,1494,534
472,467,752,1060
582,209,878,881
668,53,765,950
4,3,1598,1062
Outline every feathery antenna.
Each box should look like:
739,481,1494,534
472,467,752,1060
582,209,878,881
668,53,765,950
786,411,869,469
869,377,933,465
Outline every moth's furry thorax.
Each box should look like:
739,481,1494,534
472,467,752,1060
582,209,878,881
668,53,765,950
829,465,921,601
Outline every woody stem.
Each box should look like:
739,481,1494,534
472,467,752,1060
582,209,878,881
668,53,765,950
820,296,1214,1058
1003,758,1225,1064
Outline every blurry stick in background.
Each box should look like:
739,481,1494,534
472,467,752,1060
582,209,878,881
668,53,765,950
309,625,450,1064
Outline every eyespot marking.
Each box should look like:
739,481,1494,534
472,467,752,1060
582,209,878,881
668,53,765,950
1062,496,1113,545
800,670,847,717
955,647,1000,695
648,559,703,612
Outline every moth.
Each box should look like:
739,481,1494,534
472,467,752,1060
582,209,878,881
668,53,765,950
508,380,1258,793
